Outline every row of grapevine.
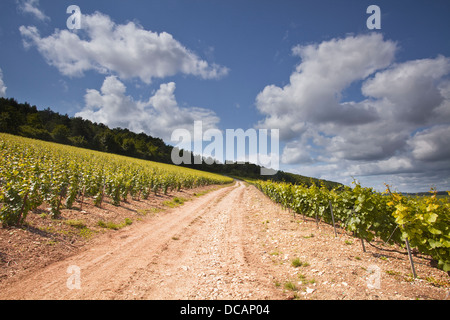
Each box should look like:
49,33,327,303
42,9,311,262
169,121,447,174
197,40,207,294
0,133,232,226
253,180,450,273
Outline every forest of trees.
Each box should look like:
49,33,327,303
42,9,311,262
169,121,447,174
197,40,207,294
0,97,172,162
0,97,342,189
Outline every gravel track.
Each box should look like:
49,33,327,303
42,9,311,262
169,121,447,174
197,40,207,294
1,181,448,300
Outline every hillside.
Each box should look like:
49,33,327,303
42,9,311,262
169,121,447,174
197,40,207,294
0,97,342,189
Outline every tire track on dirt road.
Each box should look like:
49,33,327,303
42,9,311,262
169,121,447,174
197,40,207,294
0,182,234,299
112,180,283,299
0,181,283,300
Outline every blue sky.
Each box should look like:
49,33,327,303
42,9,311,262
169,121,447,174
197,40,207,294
1,0,450,192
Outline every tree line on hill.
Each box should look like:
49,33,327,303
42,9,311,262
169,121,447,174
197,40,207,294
0,97,341,189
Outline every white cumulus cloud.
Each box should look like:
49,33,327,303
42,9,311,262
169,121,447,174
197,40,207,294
17,0,49,21
254,33,450,190
19,12,228,83
0,68,6,97
255,33,396,140
409,126,450,162
75,76,220,142
362,55,450,124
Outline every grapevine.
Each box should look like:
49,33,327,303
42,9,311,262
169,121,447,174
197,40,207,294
253,179,450,273
0,133,232,226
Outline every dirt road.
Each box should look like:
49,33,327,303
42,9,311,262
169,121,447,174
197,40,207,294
1,181,448,300
0,181,281,299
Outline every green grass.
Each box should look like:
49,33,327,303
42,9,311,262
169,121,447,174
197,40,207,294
297,273,316,285
163,197,187,208
270,250,281,256
97,218,133,230
284,280,298,291
291,258,310,268
79,227,95,239
425,276,449,287
64,219,95,239
137,207,162,215
65,219,87,229
193,190,211,197
291,258,302,267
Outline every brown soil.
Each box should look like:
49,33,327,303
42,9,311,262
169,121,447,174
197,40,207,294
0,181,448,300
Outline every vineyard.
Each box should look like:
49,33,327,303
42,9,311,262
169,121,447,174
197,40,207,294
253,180,450,273
0,133,232,226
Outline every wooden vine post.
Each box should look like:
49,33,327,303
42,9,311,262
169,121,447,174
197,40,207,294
328,200,337,238
360,236,366,253
404,233,417,278
351,209,366,252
